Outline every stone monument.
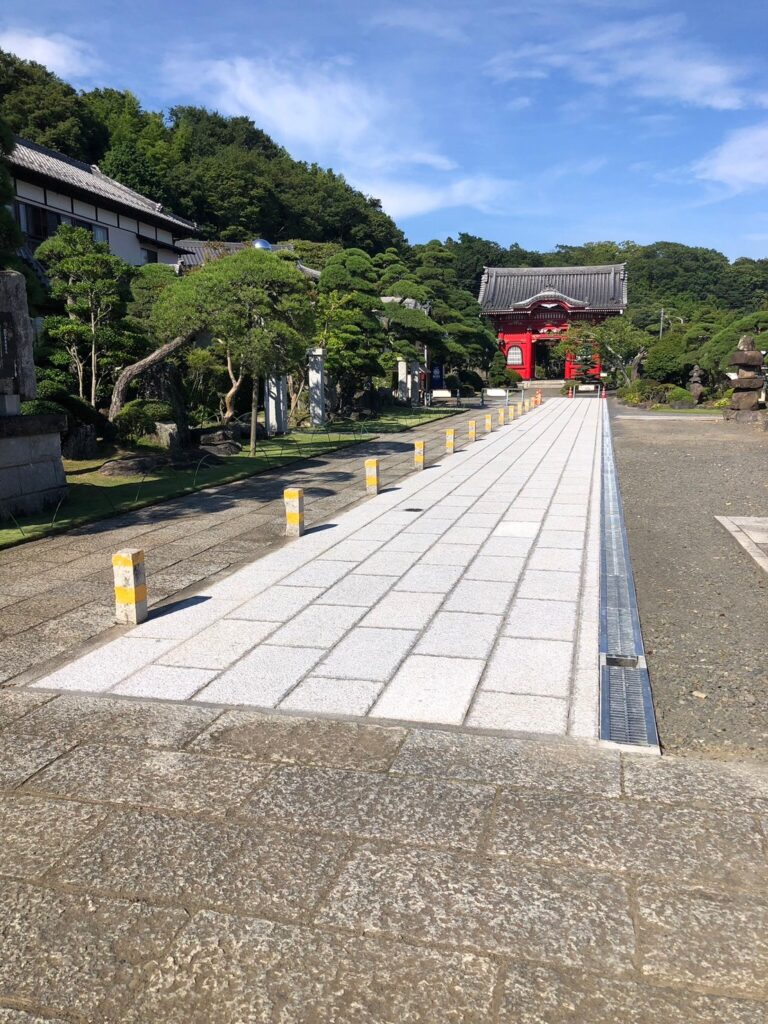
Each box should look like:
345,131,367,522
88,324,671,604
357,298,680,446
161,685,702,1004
308,348,326,426
724,334,766,425
0,271,67,519
688,364,705,404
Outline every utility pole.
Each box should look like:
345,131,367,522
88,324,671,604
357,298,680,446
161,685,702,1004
659,307,665,341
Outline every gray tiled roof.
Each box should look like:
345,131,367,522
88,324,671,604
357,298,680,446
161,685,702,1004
176,239,321,279
9,137,196,233
478,264,627,313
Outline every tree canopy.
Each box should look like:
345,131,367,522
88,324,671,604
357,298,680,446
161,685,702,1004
0,48,404,254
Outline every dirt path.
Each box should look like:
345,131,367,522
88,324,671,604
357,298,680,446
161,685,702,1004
612,406,768,762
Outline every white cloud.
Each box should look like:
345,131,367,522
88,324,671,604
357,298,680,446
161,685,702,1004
163,53,454,176
506,96,532,112
486,15,754,111
163,51,506,220
694,122,768,190
355,174,515,219
0,28,100,79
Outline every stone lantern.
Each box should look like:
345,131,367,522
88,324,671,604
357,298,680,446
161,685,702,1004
727,334,765,414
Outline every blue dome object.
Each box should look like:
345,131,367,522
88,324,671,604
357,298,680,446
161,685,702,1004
252,238,272,250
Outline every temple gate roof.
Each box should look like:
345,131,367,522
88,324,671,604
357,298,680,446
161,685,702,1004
478,264,627,314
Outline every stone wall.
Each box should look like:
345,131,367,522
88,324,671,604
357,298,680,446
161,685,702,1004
0,415,68,519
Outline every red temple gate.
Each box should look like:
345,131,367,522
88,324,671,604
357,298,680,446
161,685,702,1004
478,265,627,382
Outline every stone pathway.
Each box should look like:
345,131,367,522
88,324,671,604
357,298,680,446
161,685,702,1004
24,399,602,738
0,406,486,686
3,398,768,1020
716,516,768,577
0,690,766,1021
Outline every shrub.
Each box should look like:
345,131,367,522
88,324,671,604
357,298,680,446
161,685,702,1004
35,379,68,401
459,368,484,391
20,399,68,417
617,379,671,406
667,386,695,407
444,373,461,392
506,369,523,386
713,387,734,409
142,400,174,422
114,400,155,443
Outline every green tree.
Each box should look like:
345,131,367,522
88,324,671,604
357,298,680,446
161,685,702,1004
35,225,132,405
557,319,648,386
319,248,386,407
151,249,313,451
0,49,107,161
488,350,510,387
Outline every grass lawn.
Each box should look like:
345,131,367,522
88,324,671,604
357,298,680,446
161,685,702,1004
645,406,725,415
335,405,463,434
0,431,363,550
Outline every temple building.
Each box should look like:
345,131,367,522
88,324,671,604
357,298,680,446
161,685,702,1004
478,264,628,380
9,137,196,268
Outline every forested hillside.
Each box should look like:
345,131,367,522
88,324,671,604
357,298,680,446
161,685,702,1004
0,49,404,252
2,46,768,395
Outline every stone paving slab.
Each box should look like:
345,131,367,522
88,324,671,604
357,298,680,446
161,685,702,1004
22,400,604,739
1,690,767,1020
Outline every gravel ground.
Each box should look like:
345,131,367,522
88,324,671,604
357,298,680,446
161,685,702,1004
612,405,768,762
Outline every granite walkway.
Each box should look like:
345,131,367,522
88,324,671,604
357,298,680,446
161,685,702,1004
2,399,768,1020
23,398,602,738
0,690,766,1021
0,405,485,686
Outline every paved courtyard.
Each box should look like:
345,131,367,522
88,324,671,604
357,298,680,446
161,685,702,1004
2,399,768,1020
25,398,602,738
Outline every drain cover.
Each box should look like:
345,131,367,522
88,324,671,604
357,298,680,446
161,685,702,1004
599,410,659,747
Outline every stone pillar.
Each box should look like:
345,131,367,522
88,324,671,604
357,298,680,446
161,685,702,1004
308,348,326,426
263,378,273,436
276,376,288,434
0,271,68,520
397,360,409,403
265,376,289,435
409,361,420,405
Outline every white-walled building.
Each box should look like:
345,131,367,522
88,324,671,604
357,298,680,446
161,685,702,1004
8,137,196,267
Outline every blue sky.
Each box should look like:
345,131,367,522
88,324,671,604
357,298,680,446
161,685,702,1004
3,0,768,259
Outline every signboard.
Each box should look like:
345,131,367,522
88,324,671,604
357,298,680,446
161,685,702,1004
430,364,445,389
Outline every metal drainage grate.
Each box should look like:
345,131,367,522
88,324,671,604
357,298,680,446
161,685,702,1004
600,666,655,746
599,409,659,747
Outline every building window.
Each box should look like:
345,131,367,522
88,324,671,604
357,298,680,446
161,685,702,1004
140,248,158,264
16,202,110,247
506,345,523,366
15,201,60,244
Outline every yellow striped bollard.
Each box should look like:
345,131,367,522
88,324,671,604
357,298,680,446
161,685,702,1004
365,458,380,495
508,404,516,422
468,419,476,442
497,407,505,426
484,413,493,433
112,548,148,625
414,439,426,470
284,487,305,537
445,428,455,454
517,402,523,417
